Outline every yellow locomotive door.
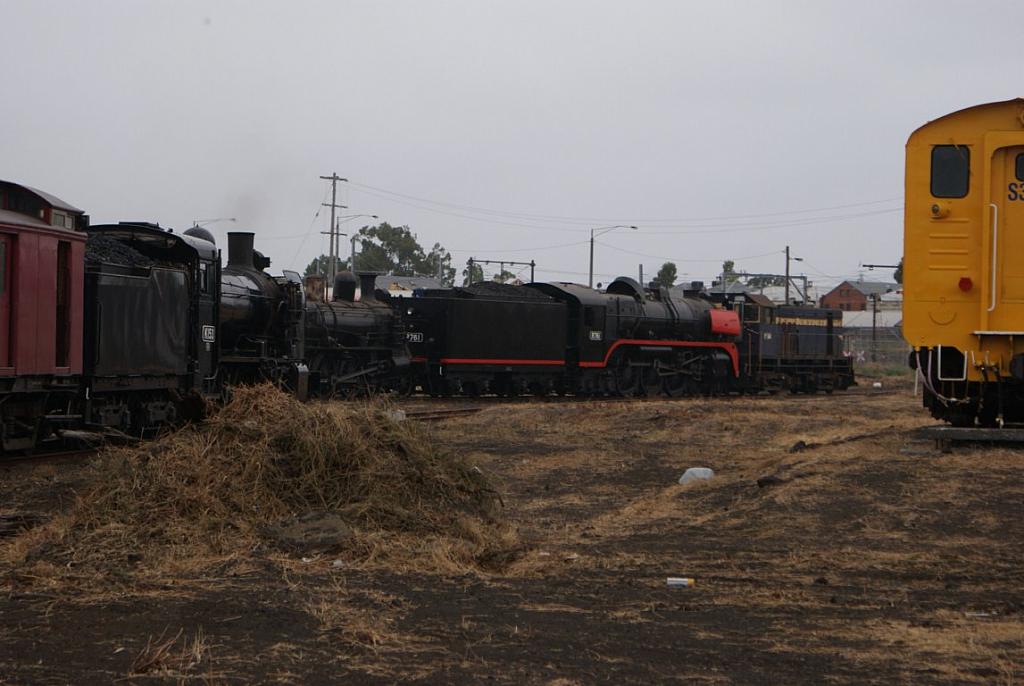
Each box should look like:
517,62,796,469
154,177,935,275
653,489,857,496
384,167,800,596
989,146,1024,330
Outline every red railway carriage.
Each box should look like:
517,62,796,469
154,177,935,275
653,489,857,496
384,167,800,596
0,180,87,450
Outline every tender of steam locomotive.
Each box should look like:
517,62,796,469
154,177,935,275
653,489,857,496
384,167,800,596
303,272,410,396
83,223,222,429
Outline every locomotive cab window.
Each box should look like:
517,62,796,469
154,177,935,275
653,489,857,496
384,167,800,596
1016,153,1024,182
930,145,969,198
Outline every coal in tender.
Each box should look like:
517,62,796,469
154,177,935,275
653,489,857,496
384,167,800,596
461,281,554,301
85,233,155,268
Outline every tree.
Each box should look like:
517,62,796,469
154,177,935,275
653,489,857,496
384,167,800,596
894,258,903,284
656,262,677,288
420,243,456,286
348,223,455,285
721,260,741,284
352,223,425,275
493,269,516,284
462,259,484,286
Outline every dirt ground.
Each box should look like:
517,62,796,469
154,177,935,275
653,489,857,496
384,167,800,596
2,376,1024,684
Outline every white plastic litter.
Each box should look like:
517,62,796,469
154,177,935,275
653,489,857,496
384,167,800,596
679,467,715,485
872,382,883,389
667,577,695,588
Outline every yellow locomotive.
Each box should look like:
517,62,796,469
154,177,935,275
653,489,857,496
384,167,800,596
904,98,1024,426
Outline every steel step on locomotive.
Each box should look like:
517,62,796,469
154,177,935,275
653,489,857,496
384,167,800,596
0,178,854,453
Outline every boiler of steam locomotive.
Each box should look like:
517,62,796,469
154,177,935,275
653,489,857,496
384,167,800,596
303,272,410,396
531,277,740,396
604,277,718,340
218,232,308,396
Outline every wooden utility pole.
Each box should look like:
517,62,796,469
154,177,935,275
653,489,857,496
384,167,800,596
319,173,347,280
784,246,805,305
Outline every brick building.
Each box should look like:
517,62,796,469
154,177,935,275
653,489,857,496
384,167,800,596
819,280,897,311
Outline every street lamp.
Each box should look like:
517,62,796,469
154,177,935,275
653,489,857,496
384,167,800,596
340,214,378,273
333,227,347,278
589,224,638,289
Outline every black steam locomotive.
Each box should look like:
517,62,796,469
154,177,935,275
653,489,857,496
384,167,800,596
401,279,736,397
213,230,408,399
400,279,853,398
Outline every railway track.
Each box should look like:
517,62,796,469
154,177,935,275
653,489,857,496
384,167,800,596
0,448,97,467
404,408,485,422
397,387,898,409
2,388,901,458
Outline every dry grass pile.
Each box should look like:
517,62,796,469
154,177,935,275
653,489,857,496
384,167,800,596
10,384,515,578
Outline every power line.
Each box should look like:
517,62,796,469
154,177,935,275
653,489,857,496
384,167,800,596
347,179,901,225
350,182,899,235
257,216,379,241
348,184,594,233
594,241,782,264
447,239,592,255
633,208,901,234
287,183,333,268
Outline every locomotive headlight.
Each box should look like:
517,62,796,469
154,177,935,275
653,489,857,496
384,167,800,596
407,308,414,316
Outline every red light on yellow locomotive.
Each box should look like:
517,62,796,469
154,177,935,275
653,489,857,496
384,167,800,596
958,276,973,292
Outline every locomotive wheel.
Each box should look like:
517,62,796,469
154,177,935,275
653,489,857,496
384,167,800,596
390,375,414,397
428,377,453,398
613,356,642,397
662,374,693,398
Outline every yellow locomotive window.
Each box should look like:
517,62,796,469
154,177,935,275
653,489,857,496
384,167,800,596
931,145,970,198
1016,153,1024,182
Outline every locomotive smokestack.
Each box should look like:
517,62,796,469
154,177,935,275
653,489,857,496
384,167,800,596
333,272,357,302
227,232,255,269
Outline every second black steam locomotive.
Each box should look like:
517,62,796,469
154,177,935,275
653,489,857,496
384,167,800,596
213,230,409,399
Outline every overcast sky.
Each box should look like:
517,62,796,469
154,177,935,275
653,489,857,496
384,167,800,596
1,1,1016,287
